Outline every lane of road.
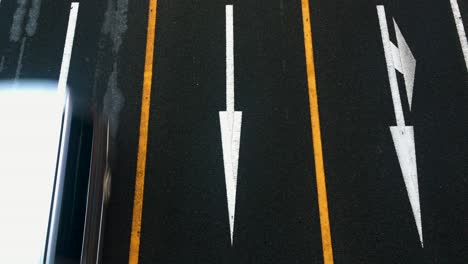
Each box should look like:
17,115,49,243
135,0,323,263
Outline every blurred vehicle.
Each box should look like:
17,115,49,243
0,81,111,264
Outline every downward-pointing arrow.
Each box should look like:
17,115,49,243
390,126,422,245
219,5,242,245
377,5,423,246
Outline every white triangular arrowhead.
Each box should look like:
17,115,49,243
393,19,416,110
219,110,242,245
390,126,423,246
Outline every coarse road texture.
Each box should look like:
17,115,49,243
0,0,467,263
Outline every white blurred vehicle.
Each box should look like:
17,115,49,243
0,81,111,264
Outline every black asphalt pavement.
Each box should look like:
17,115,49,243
0,0,466,263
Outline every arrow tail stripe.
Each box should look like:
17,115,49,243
226,5,235,112
377,6,406,126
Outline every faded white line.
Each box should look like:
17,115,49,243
25,0,42,37
9,0,42,42
58,2,79,94
10,0,28,42
14,37,26,80
102,0,129,54
100,0,128,139
450,0,468,71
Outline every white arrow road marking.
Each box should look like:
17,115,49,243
58,2,79,95
450,0,468,71
377,5,423,247
392,20,416,111
390,126,422,244
219,4,242,246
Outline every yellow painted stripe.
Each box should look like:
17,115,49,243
129,0,158,263
300,1,334,263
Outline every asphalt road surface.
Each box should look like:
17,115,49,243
0,0,467,263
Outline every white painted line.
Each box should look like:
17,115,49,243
58,2,79,94
377,6,405,126
14,37,27,81
377,5,423,247
450,0,468,71
226,5,234,113
219,4,242,246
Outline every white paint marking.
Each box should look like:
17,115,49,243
393,19,416,110
226,5,234,113
58,2,79,94
390,126,422,246
377,6,405,126
219,4,242,246
377,5,423,247
14,37,27,81
450,0,468,71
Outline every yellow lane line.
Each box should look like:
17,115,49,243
129,0,158,263
300,1,334,263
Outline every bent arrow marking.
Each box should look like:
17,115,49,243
219,4,242,245
393,20,416,110
377,5,423,246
